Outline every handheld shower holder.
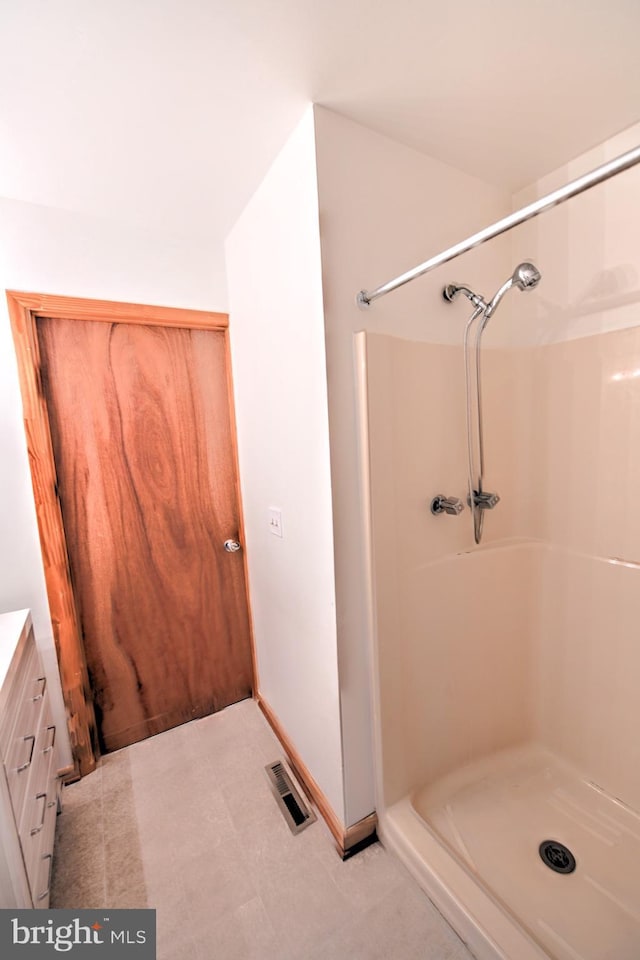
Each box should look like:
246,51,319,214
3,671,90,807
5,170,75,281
442,284,488,310
469,490,500,510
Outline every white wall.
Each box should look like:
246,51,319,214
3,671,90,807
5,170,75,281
0,194,226,768
225,107,511,828
313,106,512,824
224,109,345,821
507,121,640,347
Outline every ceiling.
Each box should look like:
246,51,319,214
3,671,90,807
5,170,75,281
1,0,639,246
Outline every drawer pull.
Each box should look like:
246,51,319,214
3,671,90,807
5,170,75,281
17,735,36,772
30,792,47,836
32,676,47,701
44,725,56,753
37,853,53,902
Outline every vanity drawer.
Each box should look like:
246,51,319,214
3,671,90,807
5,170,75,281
31,844,55,909
3,677,47,818
0,610,62,909
0,641,41,756
19,716,58,898
28,760,58,907
19,721,55,838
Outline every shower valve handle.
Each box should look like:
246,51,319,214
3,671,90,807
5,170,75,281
430,496,464,517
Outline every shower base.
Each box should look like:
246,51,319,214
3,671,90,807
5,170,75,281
382,744,640,960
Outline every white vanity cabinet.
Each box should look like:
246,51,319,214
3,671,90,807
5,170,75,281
0,610,61,908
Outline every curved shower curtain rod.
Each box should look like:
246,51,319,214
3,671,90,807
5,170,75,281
356,144,640,309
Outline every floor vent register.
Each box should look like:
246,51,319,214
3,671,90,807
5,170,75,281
265,760,316,835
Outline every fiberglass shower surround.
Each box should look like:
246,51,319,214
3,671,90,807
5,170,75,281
443,261,542,543
359,139,640,960
357,143,640,544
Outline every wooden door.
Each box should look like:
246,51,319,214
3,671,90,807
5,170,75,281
35,315,253,753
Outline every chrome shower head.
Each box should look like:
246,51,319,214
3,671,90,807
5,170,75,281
512,261,542,291
483,261,542,319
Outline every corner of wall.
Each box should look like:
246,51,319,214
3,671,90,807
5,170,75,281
225,106,346,825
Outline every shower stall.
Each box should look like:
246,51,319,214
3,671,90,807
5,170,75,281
357,143,640,960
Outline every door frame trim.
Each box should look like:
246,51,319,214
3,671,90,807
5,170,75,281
7,291,251,776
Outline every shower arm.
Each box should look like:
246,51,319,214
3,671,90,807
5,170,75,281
356,144,640,308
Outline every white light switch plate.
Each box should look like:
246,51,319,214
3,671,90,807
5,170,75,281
269,508,283,537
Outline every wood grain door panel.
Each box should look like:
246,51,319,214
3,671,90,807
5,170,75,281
36,317,253,752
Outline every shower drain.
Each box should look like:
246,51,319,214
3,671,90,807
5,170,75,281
539,840,576,874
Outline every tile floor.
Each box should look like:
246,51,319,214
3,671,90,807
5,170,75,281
50,699,473,959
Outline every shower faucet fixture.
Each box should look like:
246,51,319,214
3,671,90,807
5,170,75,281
443,261,542,544
430,495,464,517
442,262,541,325
469,490,500,510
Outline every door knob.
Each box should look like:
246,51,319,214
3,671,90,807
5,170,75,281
224,539,242,553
